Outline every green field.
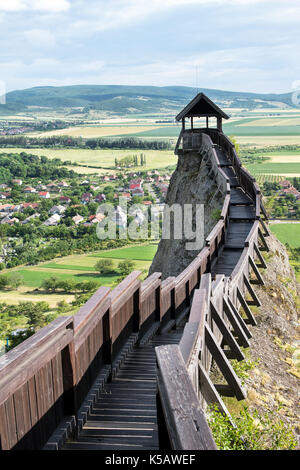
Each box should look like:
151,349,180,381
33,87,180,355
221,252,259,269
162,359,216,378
270,224,300,248
0,148,177,171
246,162,300,176
1,243,157,305
90,244,158,261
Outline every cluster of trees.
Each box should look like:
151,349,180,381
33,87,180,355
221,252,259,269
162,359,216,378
2,231,130,268
115,153,147,168
41,276,98,294
0,273,24,290
95,258,135,279
0,135,172,151
0,300,53,351
0,151,76,184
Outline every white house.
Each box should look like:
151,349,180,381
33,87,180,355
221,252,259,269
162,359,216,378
43,213,61,226
49,205,66,215
72,214,84,225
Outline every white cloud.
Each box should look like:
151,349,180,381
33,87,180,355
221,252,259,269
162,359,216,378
0,0,70,12
68,0,298,34
23,29,57,47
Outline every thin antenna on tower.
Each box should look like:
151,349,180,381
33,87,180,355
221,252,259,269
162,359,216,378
196,65,199,94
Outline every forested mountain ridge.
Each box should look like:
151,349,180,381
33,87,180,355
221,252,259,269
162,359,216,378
0,85,295,115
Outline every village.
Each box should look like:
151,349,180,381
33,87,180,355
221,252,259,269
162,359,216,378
262,178,300,219
0,169,170,229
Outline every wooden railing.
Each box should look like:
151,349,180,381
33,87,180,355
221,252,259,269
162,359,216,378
0,129,269,450
155,130,269,450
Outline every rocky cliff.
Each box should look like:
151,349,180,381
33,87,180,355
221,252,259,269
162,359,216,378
242,233,299,445
149,149,225,279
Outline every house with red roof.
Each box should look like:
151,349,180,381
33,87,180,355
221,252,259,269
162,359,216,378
39,191,50,199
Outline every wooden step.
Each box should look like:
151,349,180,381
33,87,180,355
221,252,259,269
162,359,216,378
229,205,256,220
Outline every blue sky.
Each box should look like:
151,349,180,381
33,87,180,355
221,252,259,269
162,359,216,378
0,0,299,94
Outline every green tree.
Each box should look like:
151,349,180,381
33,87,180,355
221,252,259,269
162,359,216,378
118,260,135,277
95,258,114,275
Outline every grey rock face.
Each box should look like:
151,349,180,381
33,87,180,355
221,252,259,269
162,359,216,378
149,149,225,279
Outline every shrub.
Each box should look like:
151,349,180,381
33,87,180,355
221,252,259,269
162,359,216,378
208,405,297,450
95,258,114,275
118,260,135,277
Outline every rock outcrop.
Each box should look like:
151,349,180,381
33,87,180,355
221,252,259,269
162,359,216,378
149,149,225,279
244,233,300,446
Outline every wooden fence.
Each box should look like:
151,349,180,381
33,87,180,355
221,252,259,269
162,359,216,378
156,129,269,449
0,129,269,450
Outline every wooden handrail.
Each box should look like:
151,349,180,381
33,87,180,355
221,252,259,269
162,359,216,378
156,344,217,450
0,317,74,406
74,286,111,335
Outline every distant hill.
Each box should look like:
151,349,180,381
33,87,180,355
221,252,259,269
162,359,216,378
0,84,295,116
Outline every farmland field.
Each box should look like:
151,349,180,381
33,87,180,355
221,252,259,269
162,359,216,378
0,147,177,171
270,224,300,249
1,243,157,305
90,243,158,261
236,136,300,147
33,125,165,138
245,162,300,176
270,223,300,283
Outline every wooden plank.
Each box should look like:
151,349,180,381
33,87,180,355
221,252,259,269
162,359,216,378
62,342,76,416
179,322,200,365
156,345,217,450
223,298,250,346
204,324,246,401
198,362,234,423
110,271,141,314
255,194,261,219
0,316,73,380
253,242,267,269
210,302,244,361
199,274,211,315
160,277,175,320
249,255,265,285
2,397,18,449
189,288,207,325
74,286,111,334
258,227,269,252
243,275,261,307
13,384,32,443
51,353,64,427
0,403,10,450
236,287,257,326
260,218,270,237
0,325,73,407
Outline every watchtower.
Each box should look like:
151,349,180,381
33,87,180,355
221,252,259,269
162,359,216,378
176,92,230,132
175,93,230,153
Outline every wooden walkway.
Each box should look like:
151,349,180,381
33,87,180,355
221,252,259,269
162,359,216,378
63,326,184,450
213,148,255,276
0,127,267,451
62,145,257,451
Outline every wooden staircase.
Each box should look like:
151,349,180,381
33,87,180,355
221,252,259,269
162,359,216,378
63,325,185,450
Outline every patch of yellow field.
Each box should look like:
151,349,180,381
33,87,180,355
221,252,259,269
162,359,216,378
268,155,300,163
65,165,115,175
0,286,75,307
236,136,300,147
237,117,300,127
33,125,161,138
